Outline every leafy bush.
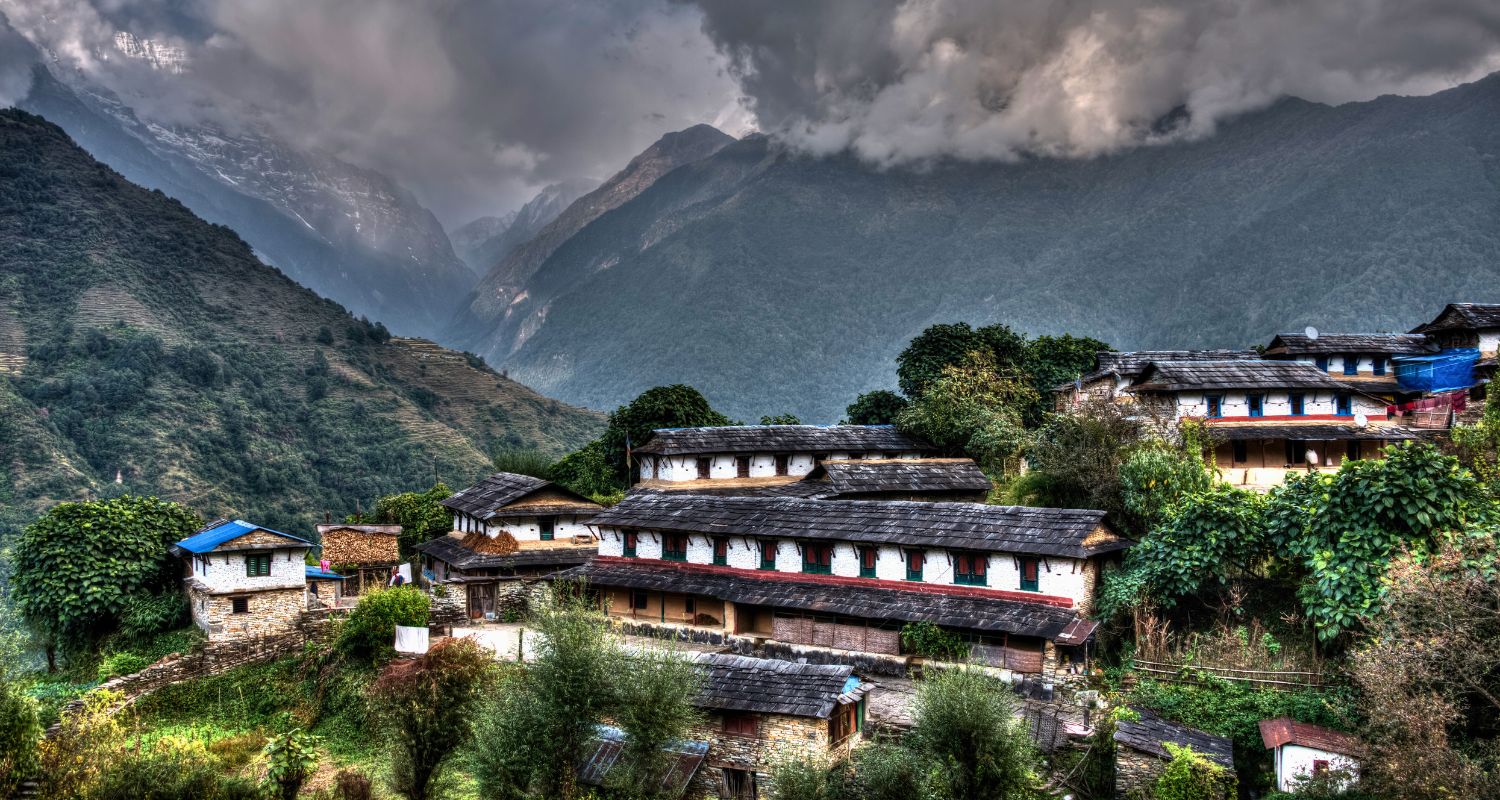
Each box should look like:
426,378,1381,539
899,621,970,662
369,638,495,799
844,390,909,425
96,651,152,681
115,592,190,647
359,483,452,556
766,752,849,800
907,667,1041,800
1151,743,1237,800
336,587,430,664
91,734,262,800
492,449,556,480
0,680,41,797
263,728,320,800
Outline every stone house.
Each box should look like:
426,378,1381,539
1259,717,1364,793
314,523,401,596
632,425,939,493
1113,710,1235,799
561,494,1128,678
304,565,348,609
415,471,602,620
687,653,870,799
1053,350,1260,409
171,519,313,642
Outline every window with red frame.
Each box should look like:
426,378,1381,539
905,549,925,581
759,541,777,570
713,537,729,566
858,546,877,578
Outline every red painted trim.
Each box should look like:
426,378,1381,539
1194,414,1360,424
592,556,1076,608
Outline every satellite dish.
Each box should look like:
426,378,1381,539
1354,412,1369,429
1304,326,1320,341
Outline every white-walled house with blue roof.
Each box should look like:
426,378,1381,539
171,519,318,641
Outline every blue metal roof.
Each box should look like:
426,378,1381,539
175,519,312,554
305,566,346,580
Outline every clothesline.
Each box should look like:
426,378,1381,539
1387,389,1468,416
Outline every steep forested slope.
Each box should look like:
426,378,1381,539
489,75,1500,422
0,110,603,532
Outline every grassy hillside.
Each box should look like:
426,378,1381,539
493,74,1500,422
0,109,603,533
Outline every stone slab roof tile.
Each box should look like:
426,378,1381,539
635,425,938,456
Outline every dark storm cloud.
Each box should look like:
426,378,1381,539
1,0,750,225
682,0,1500,163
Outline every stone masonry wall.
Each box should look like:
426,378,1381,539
1116,747,1166,799
686,712,839,800
190,585,304,641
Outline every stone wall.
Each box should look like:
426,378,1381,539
1115,747,1166,799
686,712,844,800
189,585,305,642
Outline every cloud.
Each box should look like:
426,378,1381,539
683,0,1500,164
1,0,751,225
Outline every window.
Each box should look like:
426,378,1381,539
696,457,711,479
1232,440,1248,464
1312,760,1330,776
1316,356,1330,372
858,546,877,579
685,596,696,616
245,553,271,577
736,456,751,478
1205,395,1223,418
1289,393,1305,416
802,543,833,574
538,517,555,541
1346,440,1362,462
721,768,758,800
1342,357,1359,376
905,550,925,582
829,702,858,743
1335,393,1352,416
759,541,777,570
1373,357,1387,376
231,596,250,615
1286,440,1308,465
1019,557,1040,592
722,712,758,737
631,590,649,610
663,534,689,561
954,553,988,586
1247,394,1264,417
713,537,729,566
622,531,637,558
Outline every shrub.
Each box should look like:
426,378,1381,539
369,638,495,800
97,651,152,681
907,667,1041,800
0,680,41,797
115,592,189,645
91,735,261,800
1152,743,1237,800
899,622,970,662
36,689,125,800
264,728,320,800
491,449,556,480
336,587,430,663
766,752,849,800
334,769,374,800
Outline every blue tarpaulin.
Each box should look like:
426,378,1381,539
1393,348,1479,394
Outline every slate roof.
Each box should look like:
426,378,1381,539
440,472,599,521
1128,360,1353,393
1259,718,1365,756
587,493,1127,558
1205,423,1422,441
414,533,593,571
808,459,993,497
554,559,1091,641
692,653,861,719
577,724,707,797
174,519,311,554
634,425,937,456
1061,350,1261,390
1264,333,1437,356
1411,303,1500,334
1115,710,1235,768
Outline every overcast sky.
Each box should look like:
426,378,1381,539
3,0,1499,228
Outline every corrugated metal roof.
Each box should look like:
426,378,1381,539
576,724,707,797
635,425,937,456
174,519,311,554
305,566,346,580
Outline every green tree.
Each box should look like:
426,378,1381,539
609,646,705,798
361,482,452,556
906,667,1040,800
553,385,733,497
336,587,430,664
13,496,200,667
1125,484,1269,604
760,413,802,425
896,353,1034,477
1118,438,1214,533
844,390,910,425
1012,401,1142,525
1022,334,1111,420
550,440,625,503
369,638,495,800
896,323,1027,400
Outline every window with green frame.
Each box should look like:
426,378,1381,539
712,537,728,566
905,549,924,582
759,541,778,570
858,547,877,578
802,543,833,574
622,532,637,558
663,534,689,561
245,552,271,577
1019,557,1040,592
954,553,987,586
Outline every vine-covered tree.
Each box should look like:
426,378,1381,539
360,483,451,556
13,496,200,668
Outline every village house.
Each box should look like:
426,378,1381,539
1114,709,1236,798
415,471,602,620
171,519,314,642
637,456,994,504
1259,717,1365,793
1053,350,1260,408
314,522,401,596
1124,360,1422,489
631,425,940,492
1410,302,1500,355
687,653,869,799
560,494,1129,677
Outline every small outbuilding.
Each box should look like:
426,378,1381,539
1260,717,1364,793
315,523,402,596
1114,709,1235,798
304,565,348,609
